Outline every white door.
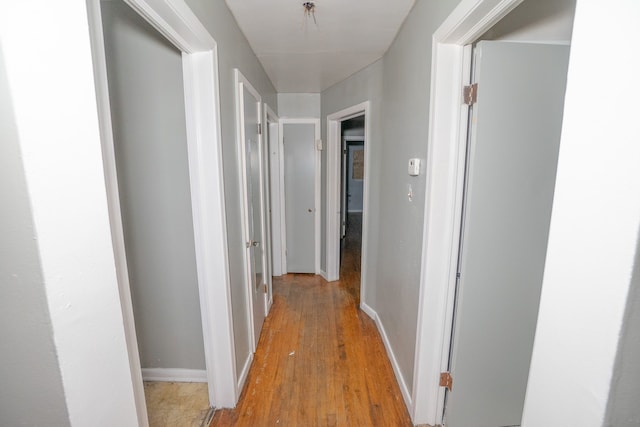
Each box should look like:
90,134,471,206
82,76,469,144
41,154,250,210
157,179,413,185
444,41,570,427
241,83,266,345
283,123,316,273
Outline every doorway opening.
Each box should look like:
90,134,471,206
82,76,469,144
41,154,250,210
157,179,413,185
89,0,237,422
339,116,365,302
100,1,211,424
326,102,370,296
412,0,576,424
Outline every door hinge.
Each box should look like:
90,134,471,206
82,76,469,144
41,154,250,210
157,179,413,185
263,284,268,294
463,83,478,105
440,372,453,391
257,123,262,135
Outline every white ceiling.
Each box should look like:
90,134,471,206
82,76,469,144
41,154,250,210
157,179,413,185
225,0,415,93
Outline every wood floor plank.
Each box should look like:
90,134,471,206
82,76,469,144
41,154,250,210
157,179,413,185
211,213,412,426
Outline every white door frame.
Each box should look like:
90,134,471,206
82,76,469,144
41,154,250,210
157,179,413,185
264,105,280,307
272,116,287,276
279,118,322,275
411,0,524,424
87,0,238,419
326,102,370,284
233,69,266,357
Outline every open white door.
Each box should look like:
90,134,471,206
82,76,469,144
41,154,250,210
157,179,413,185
236,72,267,349
444,41,570,427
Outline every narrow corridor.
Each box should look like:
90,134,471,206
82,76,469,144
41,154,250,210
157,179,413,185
210,214,412,426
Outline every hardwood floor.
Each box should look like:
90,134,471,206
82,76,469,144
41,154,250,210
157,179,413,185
211,213,412,426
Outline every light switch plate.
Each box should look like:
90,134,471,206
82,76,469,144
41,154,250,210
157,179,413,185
408,158,421,176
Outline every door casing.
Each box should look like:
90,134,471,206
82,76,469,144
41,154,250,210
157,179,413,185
264,104,279,308
326,102,370,283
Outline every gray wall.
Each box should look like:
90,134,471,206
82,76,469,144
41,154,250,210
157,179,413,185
322,0,464,392
374,0,461,389
278,93,321,118
481,0,576,42
321,58,384,292
0,47,70,426
102,1,205,369
605,235,640,426
182,0,278,378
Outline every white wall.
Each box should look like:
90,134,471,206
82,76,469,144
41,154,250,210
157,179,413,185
0,1,139,425
522,1,640,425
0,43,70,427
183,0,278,383
101,0,205,371
278,93,321,118
606,243,640,426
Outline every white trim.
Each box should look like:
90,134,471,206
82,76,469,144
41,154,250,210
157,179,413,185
237,353,254,396
343,136,365,143
142,368,208,383
267,116,283,279
280,118,322,275
360,301,377,320
88,0,238,414
121,0,214,53
319,269,329,281
411,0,524,424
85,3,148,425
361,302,413,411
264,104,279,310
277,120,288,274
182,50,237,409
326,102,370,285
234,69,264,354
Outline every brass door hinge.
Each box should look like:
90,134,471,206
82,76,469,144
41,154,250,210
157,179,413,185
440,372,453,391
463,83,478,105
258,123,262,135
263,284,268,294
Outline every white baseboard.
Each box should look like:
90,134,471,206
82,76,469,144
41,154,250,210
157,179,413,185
141,368,207,383
360,301,376,320
319,269,329,281
360,302,413,410
237,352,253,395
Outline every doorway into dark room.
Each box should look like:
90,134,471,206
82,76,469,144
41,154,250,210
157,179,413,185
340,115,365,301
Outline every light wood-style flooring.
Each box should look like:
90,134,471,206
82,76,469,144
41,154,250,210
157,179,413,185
211,213,412,426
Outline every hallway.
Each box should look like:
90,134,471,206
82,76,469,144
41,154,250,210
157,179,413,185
210,214,412,426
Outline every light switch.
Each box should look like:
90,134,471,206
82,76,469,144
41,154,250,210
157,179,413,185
408,158,421,176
